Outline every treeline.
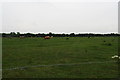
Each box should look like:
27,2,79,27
1,32,120,37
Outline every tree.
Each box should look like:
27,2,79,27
70,33,75,37
10,32,16,37
16,32,20,37
48,32,53,36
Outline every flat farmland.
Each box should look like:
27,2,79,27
2,37,119,78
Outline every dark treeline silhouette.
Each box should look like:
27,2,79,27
1,32,120,37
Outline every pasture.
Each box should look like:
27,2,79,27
2,37,119,78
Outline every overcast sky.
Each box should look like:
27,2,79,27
0,0,119,34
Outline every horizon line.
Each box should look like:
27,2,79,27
0,32,118,34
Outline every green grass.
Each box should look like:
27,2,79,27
2,37,119,78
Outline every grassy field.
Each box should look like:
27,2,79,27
2,37,119,78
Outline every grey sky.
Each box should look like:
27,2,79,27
1,0,119,33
